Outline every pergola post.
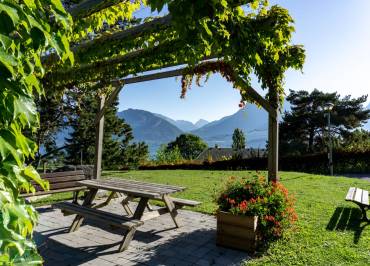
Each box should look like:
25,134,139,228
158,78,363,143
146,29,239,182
93,95,105,179
268,108,279,182
267,83,280,182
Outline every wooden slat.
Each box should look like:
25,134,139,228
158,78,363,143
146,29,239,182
32,175,85,184
172,198,201,207
102,180,175,193
345,187,356,201
77,180,161,198
354,188,363,204
106,178,185,191
102,179,182,194
80,179,183,195
217,222,257,240
20,186,87,197
217,211,258,229
40,170,84,179
33,181,83,191
53,202,143,228
362,190,369,206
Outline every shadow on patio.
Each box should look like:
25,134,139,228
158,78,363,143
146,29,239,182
35,206,250,265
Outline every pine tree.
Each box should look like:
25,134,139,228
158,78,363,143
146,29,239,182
232,128,246,150
65,92,137,169
280,89,370,155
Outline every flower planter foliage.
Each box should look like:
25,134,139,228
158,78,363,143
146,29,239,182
216,175,297,250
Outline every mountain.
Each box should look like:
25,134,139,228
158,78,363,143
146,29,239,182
118,109,183,154
173,120,197,132
191,105,268,148
118,109,183,142
153,113,208,132
195,119,209,128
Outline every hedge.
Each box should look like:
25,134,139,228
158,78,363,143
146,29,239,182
137,151,370,174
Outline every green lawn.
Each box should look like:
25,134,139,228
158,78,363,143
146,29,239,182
36,170,370,265
102,170,370,265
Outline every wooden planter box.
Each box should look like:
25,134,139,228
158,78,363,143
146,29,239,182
216,211,258,252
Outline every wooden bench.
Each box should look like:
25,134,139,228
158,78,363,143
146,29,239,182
172,198,201,209
53,202,143,252
345,187,369,221
21,170,87,203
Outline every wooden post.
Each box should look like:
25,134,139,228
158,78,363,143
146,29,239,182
267,109,279,182
93,95,105,179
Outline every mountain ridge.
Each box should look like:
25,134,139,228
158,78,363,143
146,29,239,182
52,102,370,155
153,113,209,132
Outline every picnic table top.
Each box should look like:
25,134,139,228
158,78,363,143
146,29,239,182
77,178,185,199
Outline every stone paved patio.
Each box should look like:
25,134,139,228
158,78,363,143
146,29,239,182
35,199,251,265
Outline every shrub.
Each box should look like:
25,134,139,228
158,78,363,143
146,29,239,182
217,175,297,241
155,144,184,164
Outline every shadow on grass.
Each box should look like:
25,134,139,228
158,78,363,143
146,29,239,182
326,207,369,244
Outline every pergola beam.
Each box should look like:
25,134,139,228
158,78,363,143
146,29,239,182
45,0,255,65
95,64,276,125
68,0,126,19
73,15,172,53
67,0,252,19
53,40,180,79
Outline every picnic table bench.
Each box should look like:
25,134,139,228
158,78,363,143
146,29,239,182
345,187,369,221
21,170,87,202
53,202,143,252
53,178,201,252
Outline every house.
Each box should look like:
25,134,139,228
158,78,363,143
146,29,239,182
196,147,267,162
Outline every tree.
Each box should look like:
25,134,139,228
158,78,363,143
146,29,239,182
280,89,370,155
155,144,184,164
338,129,370,152
26,90,74,167
121,141,149,169
0,0,72,263
64,92,147,169
232,128,246,150
166,134,208,160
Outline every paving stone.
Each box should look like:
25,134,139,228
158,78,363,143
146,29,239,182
35,199,251,266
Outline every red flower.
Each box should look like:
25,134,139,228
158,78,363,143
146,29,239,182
239,200,248,212
229,199,236,205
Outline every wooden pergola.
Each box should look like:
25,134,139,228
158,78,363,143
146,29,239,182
92,63,279,181
45,0,304,183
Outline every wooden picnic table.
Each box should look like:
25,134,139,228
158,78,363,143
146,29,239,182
77,178,195,227
53,178,200,252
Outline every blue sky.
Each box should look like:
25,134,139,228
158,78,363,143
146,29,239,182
118,0,370,123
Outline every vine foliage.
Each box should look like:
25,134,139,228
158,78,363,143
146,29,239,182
0,0,72,264
1,0,305,263
44,0,305,109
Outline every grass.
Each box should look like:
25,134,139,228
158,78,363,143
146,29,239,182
103,170,370,265
36,170,370,265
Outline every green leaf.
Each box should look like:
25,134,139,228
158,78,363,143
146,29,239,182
30,27,46,50
0,50,17,77
24,166,49,191
0,33,12,49
13,95,38,127
0,3,20,26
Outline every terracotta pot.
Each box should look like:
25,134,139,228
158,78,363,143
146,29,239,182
216,211,258,252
